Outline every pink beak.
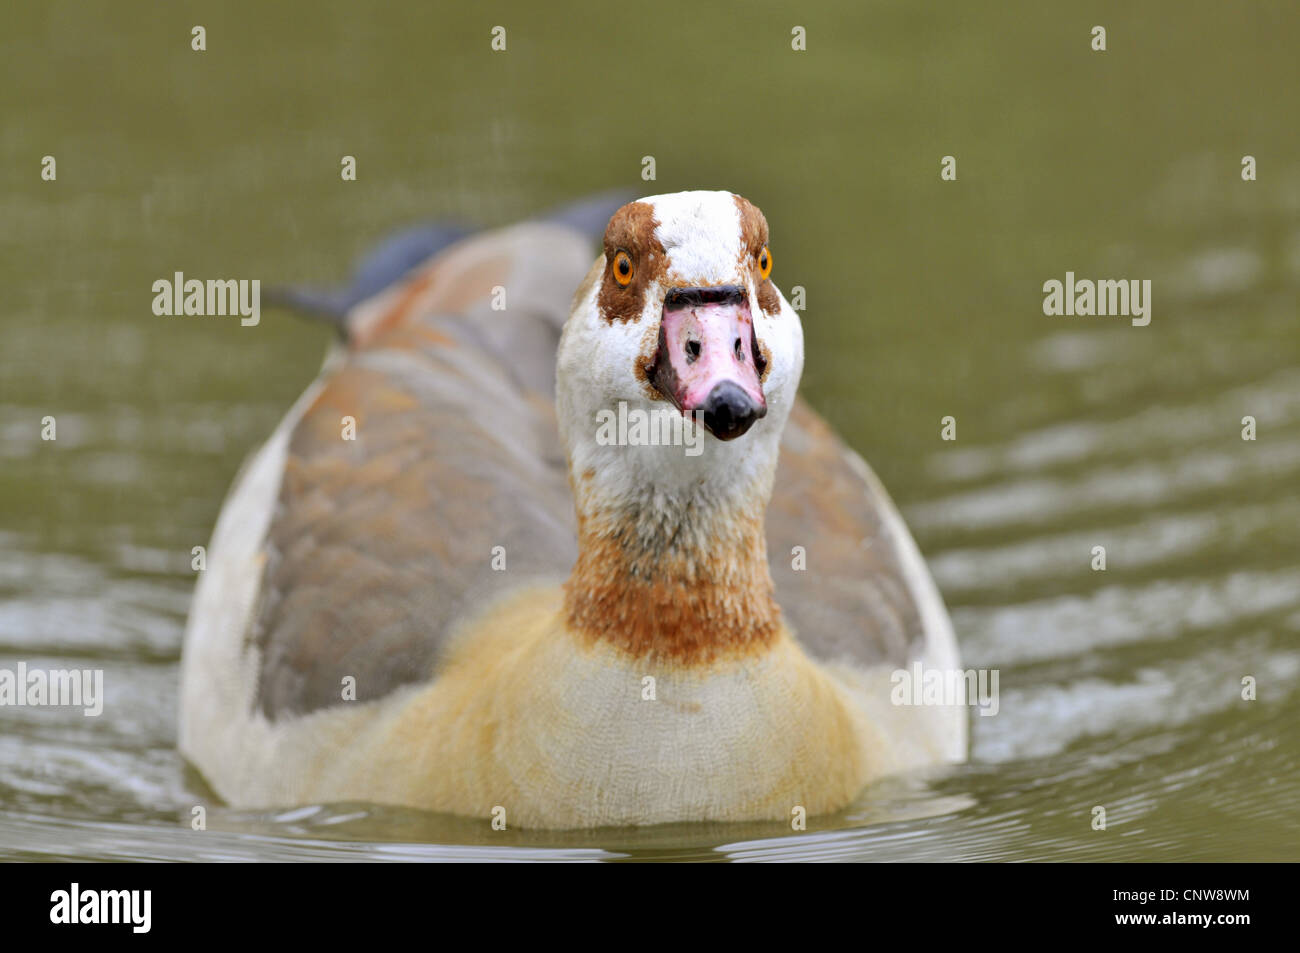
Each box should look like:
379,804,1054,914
649,285,767,440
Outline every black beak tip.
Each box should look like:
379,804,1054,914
700,381,765,441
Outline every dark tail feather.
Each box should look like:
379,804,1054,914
266,191,633,327
259,286,354,324
264,223,474,327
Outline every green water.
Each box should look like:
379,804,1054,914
2,0,1298,860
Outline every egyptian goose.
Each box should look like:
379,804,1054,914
179,190,966,829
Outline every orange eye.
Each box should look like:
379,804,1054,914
758,245,772,280
613,250,634,286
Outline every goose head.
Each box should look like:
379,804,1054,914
557,190,804,504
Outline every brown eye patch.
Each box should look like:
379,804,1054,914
597,201,668,323
733,194,781,316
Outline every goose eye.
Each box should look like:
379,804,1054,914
758,245,772,280
613,250,634,286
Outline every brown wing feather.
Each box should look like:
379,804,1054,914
252,225,589,719
768,400,925,668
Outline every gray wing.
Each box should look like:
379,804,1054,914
768,399,931,668
252,224,589,719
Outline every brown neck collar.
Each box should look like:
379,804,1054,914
562,486,782,665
